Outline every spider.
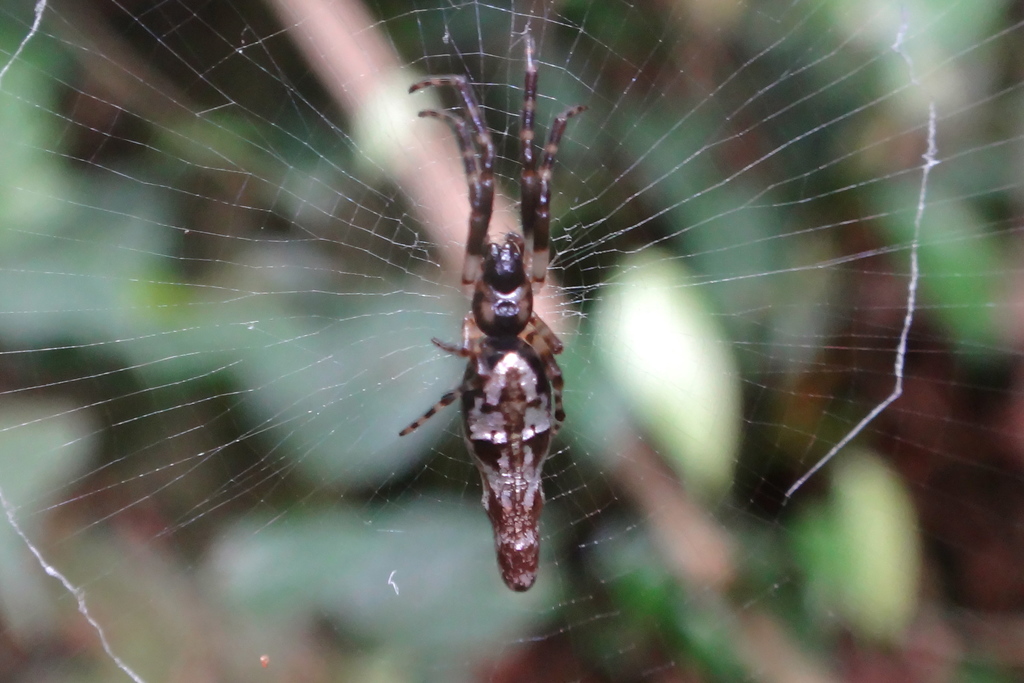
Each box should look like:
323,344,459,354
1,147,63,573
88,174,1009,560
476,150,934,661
399,33,585,592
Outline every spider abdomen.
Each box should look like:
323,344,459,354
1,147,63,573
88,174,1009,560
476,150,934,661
462,338,554,591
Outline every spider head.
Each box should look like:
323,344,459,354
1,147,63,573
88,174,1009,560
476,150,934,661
484,233,527,293
474,233,532,337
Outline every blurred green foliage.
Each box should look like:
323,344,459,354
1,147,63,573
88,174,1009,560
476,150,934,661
0,0,1020,681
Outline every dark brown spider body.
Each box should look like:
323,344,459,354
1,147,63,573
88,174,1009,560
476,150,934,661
400,32,582,591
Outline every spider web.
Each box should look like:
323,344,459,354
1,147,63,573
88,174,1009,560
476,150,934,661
0,0,1019,681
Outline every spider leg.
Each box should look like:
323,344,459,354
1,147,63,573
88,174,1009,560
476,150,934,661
517,32,587,284
525,336,565,430
431,337,469,356
530,103,586,283
526,312,564,354
398,388,462,436
417,110,479,181
519,32,540,269
546,360,566,429
425,313,482,358
410,76,495,285
523,316,565,429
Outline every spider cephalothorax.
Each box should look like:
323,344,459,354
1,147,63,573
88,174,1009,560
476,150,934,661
474,232,532,336
400,32,583,591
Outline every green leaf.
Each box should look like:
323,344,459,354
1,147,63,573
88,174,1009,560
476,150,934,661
0,399,98,638
873,179,1002,357
592,250,741,498
216,286,467,488
208,500,555,660
792,449,920,642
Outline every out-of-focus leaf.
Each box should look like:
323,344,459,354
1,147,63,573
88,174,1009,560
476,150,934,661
0,30,69,245
873,180,1001,357
590,517,747,681
0,400,97,638
618,103,788,347
0,187,183,371
218,281,466,489
208,499,554,663
955,659,1019,683
833,450,920,641
792,448,920,642
828,0,1010,116
351,67,423,180
593,250,741,498
558,326,634,467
